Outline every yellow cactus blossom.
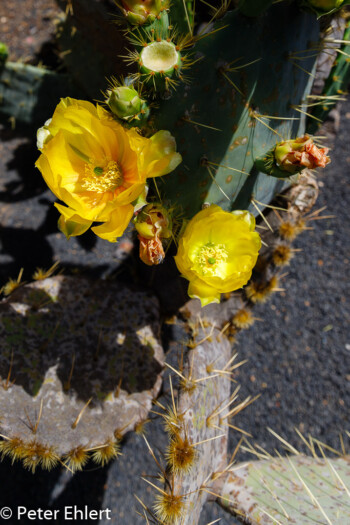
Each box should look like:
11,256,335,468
174,205,261,306
35,98,181,242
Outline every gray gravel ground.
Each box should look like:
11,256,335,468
0,71,349,525
230,102,350,456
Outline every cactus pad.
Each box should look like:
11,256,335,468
219,454,350,524
0,276,164,471
0,62,78,127
153,4,319,219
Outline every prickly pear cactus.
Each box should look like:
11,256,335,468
217,430,350,525
152,4,319,217
219,454,350,524
0,276,163,471
0,62,78,127
308,19,350,132
136,175,321,524
55,0,128,99
1,0,349,523
48,0,348,224
159,328,232,524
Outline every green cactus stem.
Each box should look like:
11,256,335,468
55,0,129,99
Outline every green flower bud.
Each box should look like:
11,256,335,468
106,86,142,119
106,86,150,125
134,203,172,240
121,0,162,25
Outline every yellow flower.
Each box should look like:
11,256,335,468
174,205,261,306
35,98,181,242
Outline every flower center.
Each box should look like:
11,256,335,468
82,161,123,193
195,242,228,277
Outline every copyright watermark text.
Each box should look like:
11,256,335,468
0,506,112,520
0,507,12,519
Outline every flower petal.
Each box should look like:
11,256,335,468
114,183,146,206
91,205,134,242
37,98,180,244
188,278,221,307
55,203,93,239
174,205,261,305
129,129,182,179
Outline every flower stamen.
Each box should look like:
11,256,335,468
82,161,123,193
195,243,228,277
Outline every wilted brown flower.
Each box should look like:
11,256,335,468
274,135,330,174
138,235,165,266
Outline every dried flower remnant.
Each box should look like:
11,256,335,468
135,203,172,266
139,235,165,265
274,135,330,174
